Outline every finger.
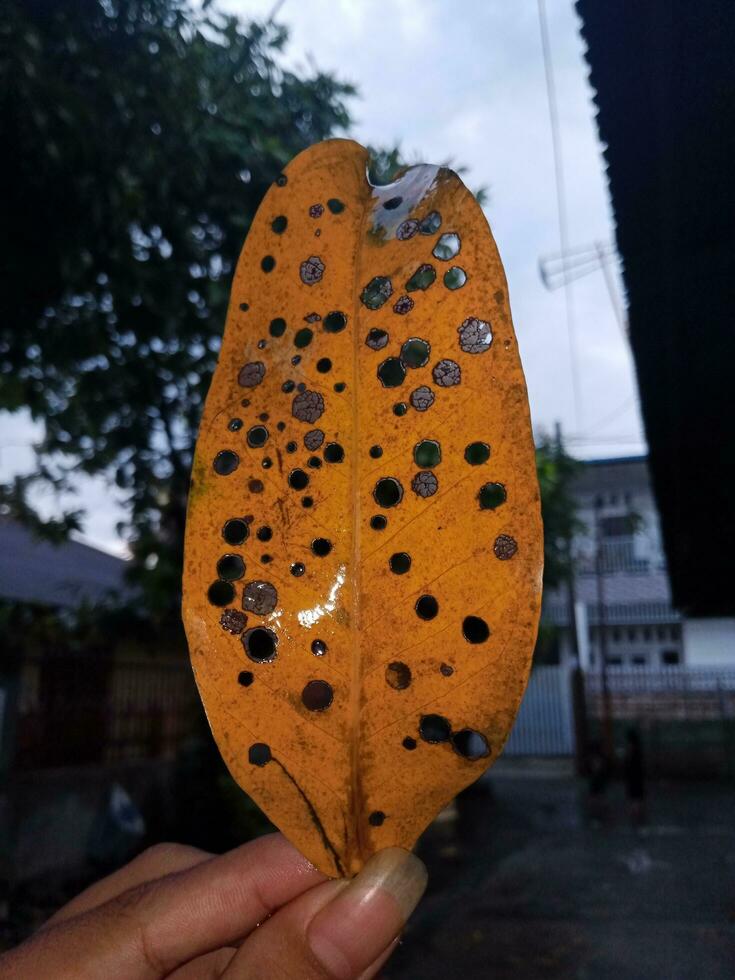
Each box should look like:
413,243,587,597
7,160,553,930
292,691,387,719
1,833,326,980
166,947,237,979
223,848,427,979
44,843,212,928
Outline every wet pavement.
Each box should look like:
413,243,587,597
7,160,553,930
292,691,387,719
384,760,735,980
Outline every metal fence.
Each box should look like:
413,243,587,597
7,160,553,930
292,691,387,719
14,652,198,769
504,666,575,756
585,666,735,720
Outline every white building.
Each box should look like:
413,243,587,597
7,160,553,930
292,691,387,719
543,456,730,668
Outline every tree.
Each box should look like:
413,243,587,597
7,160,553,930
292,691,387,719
1,0,357,625
536,431,582,591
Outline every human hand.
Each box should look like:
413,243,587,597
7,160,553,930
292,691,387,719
0,833,427,978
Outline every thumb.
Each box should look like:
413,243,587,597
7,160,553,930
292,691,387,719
222,847,428,979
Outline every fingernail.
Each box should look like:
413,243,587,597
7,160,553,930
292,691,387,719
307,848,427,980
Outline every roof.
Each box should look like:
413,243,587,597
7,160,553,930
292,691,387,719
576,0,735,616
0,518,128,609
572,457,651,497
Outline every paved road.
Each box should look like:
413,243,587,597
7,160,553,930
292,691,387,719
384,765,735,980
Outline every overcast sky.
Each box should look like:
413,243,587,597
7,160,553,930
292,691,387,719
0,0,646,555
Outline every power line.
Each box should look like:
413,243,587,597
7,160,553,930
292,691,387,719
537,0,583,429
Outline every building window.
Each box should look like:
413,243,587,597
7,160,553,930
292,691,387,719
662,650,680,666
631,654,647,666
657,626,666,641
643,627,651,642
612,628,621,643
628,627,637,642
670,624,681,640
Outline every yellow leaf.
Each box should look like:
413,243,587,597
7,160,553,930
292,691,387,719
183,139,543,877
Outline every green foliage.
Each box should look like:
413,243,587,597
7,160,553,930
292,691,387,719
536,433,582,590
0,0,358,625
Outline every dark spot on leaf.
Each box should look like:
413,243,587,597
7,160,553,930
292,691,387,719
311,639,327,656
261,255,275,272
393,402,408,416
309,203,324,218
393,295,414,315
324,442,344,463
317,357,332,373
311,538,332,557
440,663,454,677
256,525,272,542
370,514,387,530
369,810,386,826
410,386,435,411
386,661,412,690
238,362,266,388
327,198,345,214
302,680,334,711
432,359,461,387
415,595,439,620
294,327,313,348
228,418,243,431
242,580,278,616
369,445,383,458
412,471,438,498
304,429,325,451
288,469,309,490
389,552,411,574
300,255,324,285
221,609,247,634
494,534,518,560
403,736,418,750
292,390,324,423
290,562,305,577
270,317,286,337
458,316,493,353
271,215,287,234
248,479,264,493
396,219,418,240
238,670,254,686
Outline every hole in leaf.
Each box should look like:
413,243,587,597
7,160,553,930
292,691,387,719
208,581,235,606
223,519,248,545
373,477,403,508
270,318,286,337
377,357,406,387
415,595,439,620
217,554,245,581
324,311,347,332
213,451,239,475
238,670,254,687
463,616,490,643
324,442,344,463
414,439,441,467
478,482,506,509
400,338,431,368
433,232,461,260
389,552,411,574
311,538,332,557
452,729,490,760
419,714,451,743
247,425,268,448
465,442,491,465
249,742,271,766
311,639,327,656
242,626,278,662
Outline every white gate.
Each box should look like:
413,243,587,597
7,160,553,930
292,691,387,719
503,666,574,755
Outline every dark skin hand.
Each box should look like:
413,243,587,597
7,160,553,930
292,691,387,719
0,833,427,979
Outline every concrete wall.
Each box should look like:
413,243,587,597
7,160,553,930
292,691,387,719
683,617,735,666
